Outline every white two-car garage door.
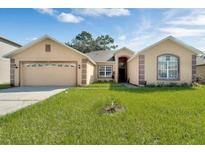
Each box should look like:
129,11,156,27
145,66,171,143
21,62,77,86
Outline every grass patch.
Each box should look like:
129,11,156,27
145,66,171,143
0,84,10,90
0,82,205,144
86,81,123,88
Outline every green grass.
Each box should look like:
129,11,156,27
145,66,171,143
0,82,205,144
0,84,10,90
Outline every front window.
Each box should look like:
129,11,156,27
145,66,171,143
99,66,112,77
157,55,179,80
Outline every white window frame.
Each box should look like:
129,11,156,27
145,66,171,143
99,66,112,78
157,55,179,80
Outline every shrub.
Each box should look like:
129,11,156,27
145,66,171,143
192,82,202,87
181,82,190,87
146,82,191,88
146,83,156,88
168,83,178,87
156,82,165,87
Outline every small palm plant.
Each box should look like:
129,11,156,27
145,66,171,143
103,99,124,114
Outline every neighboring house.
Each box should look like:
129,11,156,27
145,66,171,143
196,56,205,83
3,35,203,87
0,36,21,84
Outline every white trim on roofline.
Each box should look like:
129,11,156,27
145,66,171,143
3,35,96,65
128,36,204,62
0,36,22,47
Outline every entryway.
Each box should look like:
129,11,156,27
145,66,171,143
118,57,128,82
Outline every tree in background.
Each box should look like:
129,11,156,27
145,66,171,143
66,31,118,53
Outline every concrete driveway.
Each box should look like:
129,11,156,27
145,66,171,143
0,86,67,116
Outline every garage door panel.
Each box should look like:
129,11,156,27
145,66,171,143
22,62,76,86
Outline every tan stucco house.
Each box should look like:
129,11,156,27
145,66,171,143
0,36,21,84
3,35,203,87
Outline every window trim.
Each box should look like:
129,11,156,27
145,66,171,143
157,54,180,81
98,65,113,78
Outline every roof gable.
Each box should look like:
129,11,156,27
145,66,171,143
128,36,203,62
114,47,135,55
4,35,96,65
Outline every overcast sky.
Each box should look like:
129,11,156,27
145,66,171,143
1,8,205,52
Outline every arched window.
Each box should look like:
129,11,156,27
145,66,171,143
157,55,179,80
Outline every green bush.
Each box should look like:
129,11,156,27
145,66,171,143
146,82,191,88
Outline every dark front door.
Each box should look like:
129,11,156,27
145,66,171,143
118,57,127,83
119,68,126,82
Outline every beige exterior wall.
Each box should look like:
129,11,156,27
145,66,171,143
127,56,138,85
140,39,195,85
11,38,88,86
114,49,134,82
0,42,19,84
0,59,10,84
196,65,205,83
96,62,115,81
86,61,96,84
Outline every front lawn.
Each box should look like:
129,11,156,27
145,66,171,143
0,83,205,144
